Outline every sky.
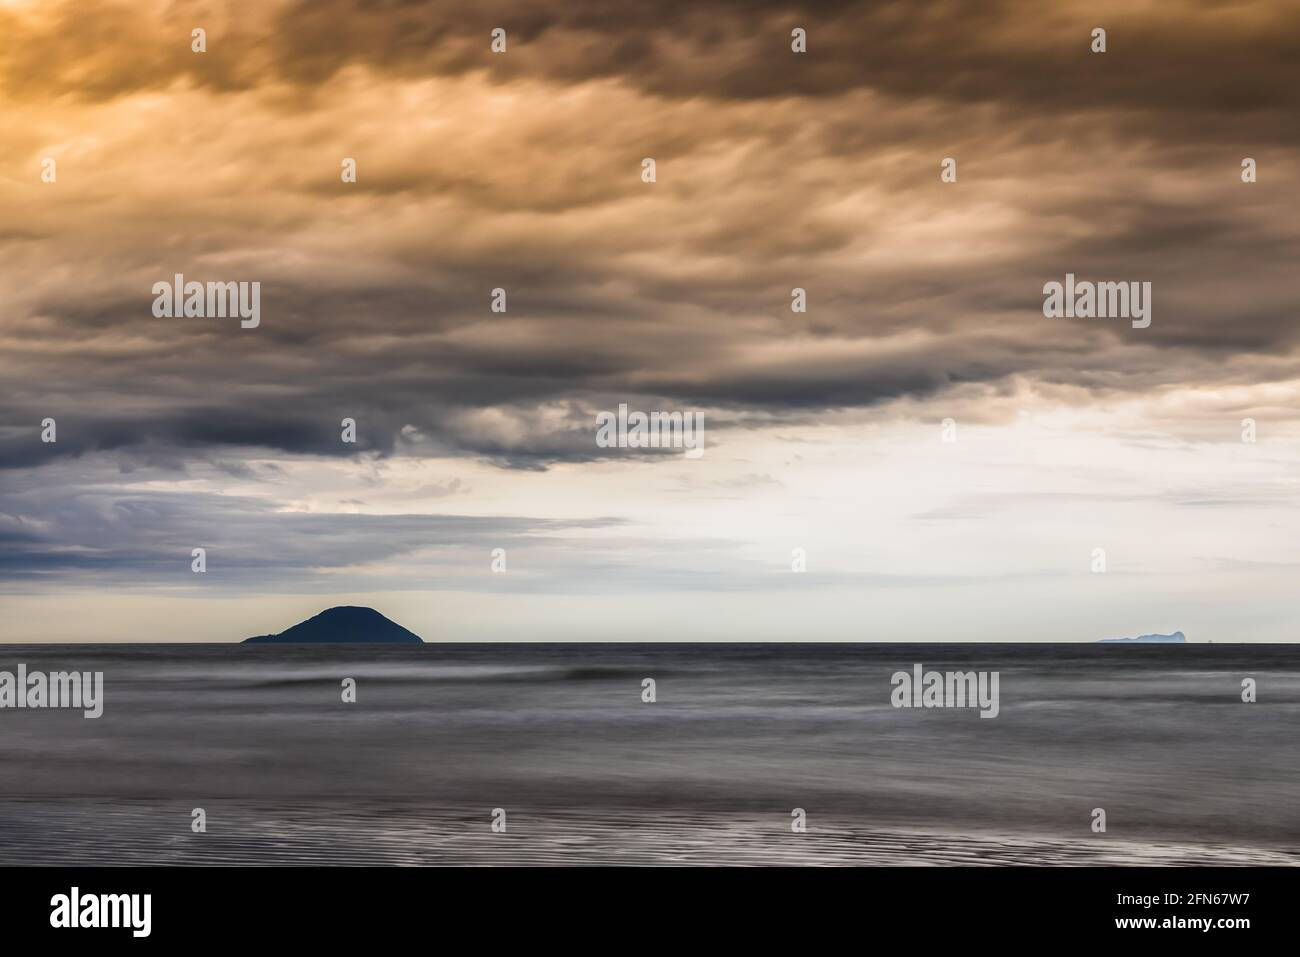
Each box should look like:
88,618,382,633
1,0,1298,642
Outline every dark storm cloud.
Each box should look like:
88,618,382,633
2,0,1297,474
7,1,1300,138
0,474,624,586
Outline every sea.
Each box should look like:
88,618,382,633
0,643,1295,865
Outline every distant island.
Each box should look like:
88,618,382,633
243,606,424,644
1097,630,1186,644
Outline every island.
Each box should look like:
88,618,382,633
243,606,424,644
1097,630,1186,644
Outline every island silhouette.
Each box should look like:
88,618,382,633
243,606,424,644
1097,630,1186,644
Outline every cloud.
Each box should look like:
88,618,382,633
2,0,1299,632
0,460,624,589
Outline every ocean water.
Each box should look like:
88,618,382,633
0,643,1295,866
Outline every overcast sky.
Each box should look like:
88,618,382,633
2,0,1298,641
